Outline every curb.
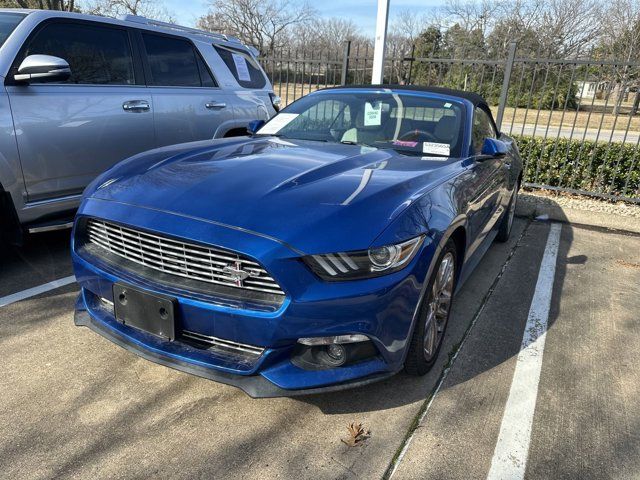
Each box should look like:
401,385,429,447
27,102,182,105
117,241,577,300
515,194,640,235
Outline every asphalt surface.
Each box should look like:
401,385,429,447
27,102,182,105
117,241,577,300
1,217,639,479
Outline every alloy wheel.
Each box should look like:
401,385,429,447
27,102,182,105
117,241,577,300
507,190,517,234
423,252,455,361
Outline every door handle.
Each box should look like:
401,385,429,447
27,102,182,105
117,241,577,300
205,101,226,109
123,100,150,112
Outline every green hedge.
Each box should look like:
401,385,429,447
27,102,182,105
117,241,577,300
514,136,639,200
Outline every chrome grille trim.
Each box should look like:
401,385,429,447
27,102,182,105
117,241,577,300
181,330,264,357
86,219,285,296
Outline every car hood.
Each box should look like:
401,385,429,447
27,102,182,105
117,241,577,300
90,137,461,254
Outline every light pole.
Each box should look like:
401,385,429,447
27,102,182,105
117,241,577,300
371,0,390,85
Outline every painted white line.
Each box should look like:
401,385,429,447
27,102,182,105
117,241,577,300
487,223,562,480
0,275,76,308
387,225,530,479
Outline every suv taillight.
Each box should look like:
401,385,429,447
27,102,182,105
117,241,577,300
269,93,281,112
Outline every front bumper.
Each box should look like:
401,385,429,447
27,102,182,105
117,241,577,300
71,200,436,397
74,299,396,398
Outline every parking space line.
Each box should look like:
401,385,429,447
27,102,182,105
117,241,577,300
0,275,76,308
486,223,562,480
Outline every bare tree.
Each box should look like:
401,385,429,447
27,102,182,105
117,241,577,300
599,0,640,114
197,0,316,55
80,0,174,21
289,17,360,52
1,0,77,10
537,0,603,57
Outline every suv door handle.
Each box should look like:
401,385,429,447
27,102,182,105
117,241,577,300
205,102,226,109
123,100,150,112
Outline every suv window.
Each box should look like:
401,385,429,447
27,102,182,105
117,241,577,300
472,107,497,154
0,12,25,48
24,22,135,85
214,45,266,89
142,33,215,87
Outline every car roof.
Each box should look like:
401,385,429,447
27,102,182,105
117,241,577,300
4,9,250,52
324,84,490,109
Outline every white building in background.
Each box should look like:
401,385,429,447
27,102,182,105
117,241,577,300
576,80,610,99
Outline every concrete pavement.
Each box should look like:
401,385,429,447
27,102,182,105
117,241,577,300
1,217,639,479
390,222,640,479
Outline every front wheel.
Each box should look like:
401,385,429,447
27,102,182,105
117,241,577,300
496,184,519,243
404,240,457,376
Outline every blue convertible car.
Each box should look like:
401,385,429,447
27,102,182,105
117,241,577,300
72,86,522,397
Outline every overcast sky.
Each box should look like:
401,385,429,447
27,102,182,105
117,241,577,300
161,0,443,35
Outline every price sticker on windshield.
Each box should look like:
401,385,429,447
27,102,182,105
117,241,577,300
257,113,299,135
364,102,382,126
422,142,451,156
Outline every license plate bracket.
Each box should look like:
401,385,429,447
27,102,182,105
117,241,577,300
113,283,176,341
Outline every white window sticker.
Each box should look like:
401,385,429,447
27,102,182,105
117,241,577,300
444,102,452,108
256,113,299,135
364,102,382,126
422,142,451,156
231,53,251,82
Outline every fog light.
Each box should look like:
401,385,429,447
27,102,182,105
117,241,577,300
326,344,346,365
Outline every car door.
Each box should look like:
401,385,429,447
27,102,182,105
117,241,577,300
139,32,234,147
6,20,155,203
465,106,507,258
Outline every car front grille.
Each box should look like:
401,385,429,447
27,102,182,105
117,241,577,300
85,219,285,298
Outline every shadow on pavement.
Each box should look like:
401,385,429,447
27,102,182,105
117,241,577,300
0,229,73,296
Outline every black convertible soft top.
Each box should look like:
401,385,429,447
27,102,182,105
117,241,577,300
325,84,490,109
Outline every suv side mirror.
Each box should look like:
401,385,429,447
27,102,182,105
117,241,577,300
481,138,508,157
247,119,265,136
14,55,71,83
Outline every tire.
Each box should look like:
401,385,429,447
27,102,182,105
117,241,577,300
404,240,457,376
496,184,519,243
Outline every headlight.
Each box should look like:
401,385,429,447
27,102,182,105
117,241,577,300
304,235,425,281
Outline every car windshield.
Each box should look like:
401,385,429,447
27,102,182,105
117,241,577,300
0,12,25,48
257,91,465,157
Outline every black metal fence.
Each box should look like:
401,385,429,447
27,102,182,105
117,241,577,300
259,43,640,203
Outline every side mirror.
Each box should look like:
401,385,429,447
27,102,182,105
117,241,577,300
481,138,508,157
247,119,265,136
14,55,71,83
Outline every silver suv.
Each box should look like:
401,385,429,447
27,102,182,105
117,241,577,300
0,9,278,243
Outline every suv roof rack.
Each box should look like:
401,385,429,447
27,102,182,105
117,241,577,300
120,14,244,46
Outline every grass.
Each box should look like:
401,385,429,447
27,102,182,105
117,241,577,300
272,82,640,134
493,106,640,133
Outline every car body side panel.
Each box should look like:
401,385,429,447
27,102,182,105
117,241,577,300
150,87,235,146
6,84,157,202
0,85,23,206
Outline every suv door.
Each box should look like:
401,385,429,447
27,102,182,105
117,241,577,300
6,20,155,203
139,32,234,147
466,107,507,256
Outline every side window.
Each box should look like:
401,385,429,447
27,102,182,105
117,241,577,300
142,33,212,87
24,22,135,85
213,45,266,89
472,107,497,154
